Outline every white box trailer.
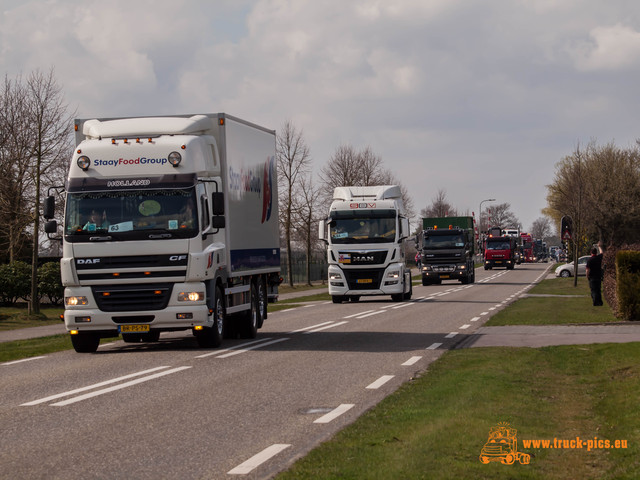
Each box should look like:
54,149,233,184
44,114,280,352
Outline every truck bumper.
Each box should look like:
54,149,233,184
63,284,212,334
421,264,471,283
484,259,514,269
327,264,406,296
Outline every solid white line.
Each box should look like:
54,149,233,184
366,375,395,389
356,311,386,319
195,338,272,358
391,302,415,309
470,316,481,322
216,338,290,358
445,332,458,339
402,356,422,366
314,403,355,424
288,321,333,333
50,367,192,406
228,444,291,475
21,366,171,406
426,342,442,350
459,324,471,330
304,321,348,334
344,310,375,318
3,356,47,366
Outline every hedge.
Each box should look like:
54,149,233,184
0,261,63,306
616,250,640,321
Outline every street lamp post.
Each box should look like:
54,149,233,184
479,198,496,232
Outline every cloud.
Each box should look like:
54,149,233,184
568,23,640,71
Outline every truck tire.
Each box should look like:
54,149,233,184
403,276,412,300
239,282,258,338
332,296,344,304
196,285,225,348
71,332,100,353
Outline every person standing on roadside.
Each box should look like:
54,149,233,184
586,242,604,306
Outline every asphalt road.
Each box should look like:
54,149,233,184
0,263,550,479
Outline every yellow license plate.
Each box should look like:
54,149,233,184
357,278,373,284
440,275,450,279
119,324,150,333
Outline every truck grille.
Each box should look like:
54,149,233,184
92,284,173,312
344,269,384,290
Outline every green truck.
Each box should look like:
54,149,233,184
416,216,476,285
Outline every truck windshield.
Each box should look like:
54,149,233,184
423,233,465,249
329,209,396,244
486,240,510,250
64,187,198,241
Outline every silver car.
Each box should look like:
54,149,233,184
555,255,589,277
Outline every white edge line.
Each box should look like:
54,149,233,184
3,356,47,366
288,321,333,333
445,332,458,339
304,321,348,334
21,366,171,406
427,342,443,350
355,311,386,319
228,444,292,475
216,338,290,358
195,338,272,358
344,310,375,318
366,375,395,389
50,366,192,406
314,404,355,424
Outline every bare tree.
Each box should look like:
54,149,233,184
530,216,552,240
277,121,311,287
319,144,414,219
0,69,74,314
291,174,322,286
420,189,457,218
481,202,519,231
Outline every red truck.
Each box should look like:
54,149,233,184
520,233,534,263
484,234,517,270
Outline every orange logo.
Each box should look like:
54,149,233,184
480,422,531,465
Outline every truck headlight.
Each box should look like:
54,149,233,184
178,291,204,302
65,296,88,306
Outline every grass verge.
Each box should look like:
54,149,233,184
278,343,639,479
277,275,638,479
486,277,617,326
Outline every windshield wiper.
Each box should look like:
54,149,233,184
89,235,113,242
148,233,173,239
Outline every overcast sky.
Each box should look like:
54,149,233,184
2,0,639,231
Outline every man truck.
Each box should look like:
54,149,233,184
44,113,280,353
318,185,412,303
416,216,476,285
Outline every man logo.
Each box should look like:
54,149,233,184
77,258,100,265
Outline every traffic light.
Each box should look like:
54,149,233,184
561,216,572,241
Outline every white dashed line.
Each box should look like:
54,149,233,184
228,444,291,475
313,404,355,424
366,375,395,389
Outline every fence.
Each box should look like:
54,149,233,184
280,251,328,285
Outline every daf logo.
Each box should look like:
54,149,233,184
77,258,100,265
170,255,187,261
353,255,374,262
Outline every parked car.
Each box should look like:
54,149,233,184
555,256,589,277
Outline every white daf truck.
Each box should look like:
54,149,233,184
44,113,280,352
318,185,412,303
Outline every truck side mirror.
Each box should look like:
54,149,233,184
43,196,55,220
318,220,327,242
211,216,225,229
211,192,224,215
44,220,58,234
399,217,409,241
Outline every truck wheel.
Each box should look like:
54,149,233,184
332,296,344,304
422,278,429,286
239,283,258,339
196,286,225,348
71,332,100,353
403,277,412,300
391,293,403,302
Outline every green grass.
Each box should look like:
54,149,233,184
486,277,617,326
0,305,63,330
276,274,638,479
278,343,640,479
